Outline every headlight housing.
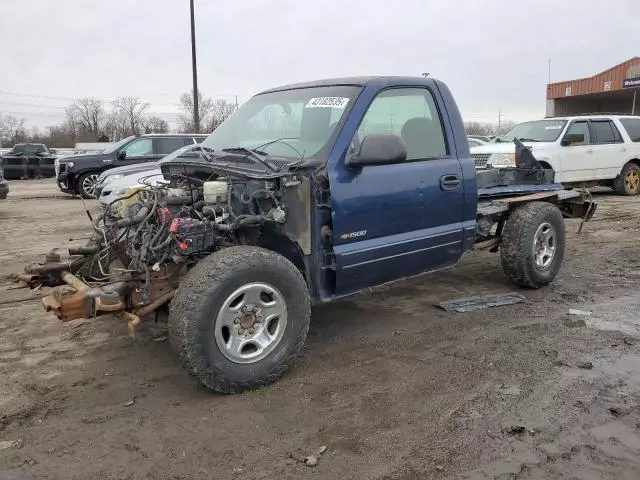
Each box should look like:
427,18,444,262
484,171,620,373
102,174,123,185
487,153,516,167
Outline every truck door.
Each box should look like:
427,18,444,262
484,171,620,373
558,120,594,182
329,86,466,296
589,119,626,179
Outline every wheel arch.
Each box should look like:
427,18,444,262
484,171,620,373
257,229,308,285
537,160,554,171
626,158,640,169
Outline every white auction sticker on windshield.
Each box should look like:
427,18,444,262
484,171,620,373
545,125,563,130
305,97,350,109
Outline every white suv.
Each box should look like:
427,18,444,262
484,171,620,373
470,116,640,195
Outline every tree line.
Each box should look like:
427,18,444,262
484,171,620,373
464,120,518,137
0,90,237,148
0,93,519,148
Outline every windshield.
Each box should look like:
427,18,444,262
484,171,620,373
158,144,199,164
13,144,46,154
200,85,361,161
499,120,567,142
103,136,136,154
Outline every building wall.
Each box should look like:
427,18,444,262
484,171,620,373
547,57,640,100
550,96,635,117
545,100,555,117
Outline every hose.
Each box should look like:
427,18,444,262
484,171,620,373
114,206,150,227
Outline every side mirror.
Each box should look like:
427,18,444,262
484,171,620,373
560,133,584,146
117,150,127,160
346,134,407,168
49,149,57,154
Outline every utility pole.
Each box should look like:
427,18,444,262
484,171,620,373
548,59,551,84
498,109,502,130
190,0,199,133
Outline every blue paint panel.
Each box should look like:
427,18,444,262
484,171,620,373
325,78,471,296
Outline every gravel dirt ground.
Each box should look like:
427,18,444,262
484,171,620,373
1,179,640,480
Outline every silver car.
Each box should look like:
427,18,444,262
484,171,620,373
98,168,165,208
94,161,160,198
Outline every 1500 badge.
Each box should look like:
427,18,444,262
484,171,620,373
340,230,367,240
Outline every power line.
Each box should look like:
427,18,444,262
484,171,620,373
0,89,77,101
0,89,240,104
1,111,67,119
0,100,67,109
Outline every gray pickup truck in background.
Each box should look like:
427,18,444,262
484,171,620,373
1,143,57,180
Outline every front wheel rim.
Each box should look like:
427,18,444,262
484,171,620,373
214,282,288,364
532,222,556,270
82,174,99,197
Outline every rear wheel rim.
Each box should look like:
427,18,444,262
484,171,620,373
214,282,288,364
532,222,556,270
82,174,99,198
625,169,640,193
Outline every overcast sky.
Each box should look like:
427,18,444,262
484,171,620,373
1,0,638,129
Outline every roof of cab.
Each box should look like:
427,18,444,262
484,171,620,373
259,76,437,94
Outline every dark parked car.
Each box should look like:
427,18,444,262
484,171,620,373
55,134,207,198
1,143,57,180
0,157,9,199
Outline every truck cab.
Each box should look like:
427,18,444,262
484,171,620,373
309,77,478,297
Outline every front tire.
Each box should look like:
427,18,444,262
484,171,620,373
168,246,311,393
78,172,99,199
500,201,565,288
614,162,640,196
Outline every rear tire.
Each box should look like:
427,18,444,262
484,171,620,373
500,201,565,288
168,246,311,393
614,162,640,196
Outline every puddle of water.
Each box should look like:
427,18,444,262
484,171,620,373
577,294,640,336
586,316,640,336
598,353,640,391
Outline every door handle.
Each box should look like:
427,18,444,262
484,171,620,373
440,174,461,190
585,149,593,154
621,147,627,152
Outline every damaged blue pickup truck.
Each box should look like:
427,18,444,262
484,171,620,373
23,76,596,393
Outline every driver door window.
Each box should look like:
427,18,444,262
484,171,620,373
563,121,590,145
122,138,153,157
355,88,447,160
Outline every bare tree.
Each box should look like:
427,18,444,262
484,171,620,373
465,119,518,137
69,97,106,139
143,116,169,134
0,114,27,145
178,89,214,133
63,107,79,142
112,97,149,136
104,109,131,141
496,120,517,136
206,99,237,131
465,121,496,136
46,125,76,148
